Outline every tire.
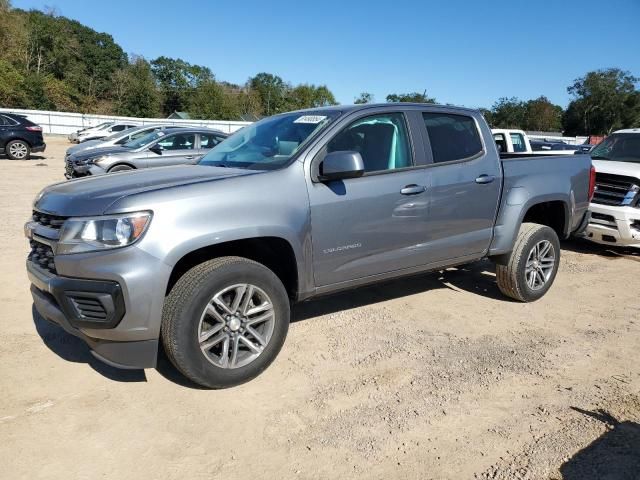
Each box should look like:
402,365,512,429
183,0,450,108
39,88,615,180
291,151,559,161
161,256,290,388
495,223,561,302
108,164,134,173
5,139,31,160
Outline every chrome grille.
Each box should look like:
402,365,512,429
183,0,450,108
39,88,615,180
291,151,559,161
65,158,73,176
592,173,640,206
28,240,56,274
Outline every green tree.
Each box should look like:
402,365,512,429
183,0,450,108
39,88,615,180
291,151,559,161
563,68,639,135
116,57,161,118
386,91,436,103
490,97,527,129
285,84,337,110
523,96,563,132
151,56,214,115
249,73,289,115
354,92,374,104
0,59,27,107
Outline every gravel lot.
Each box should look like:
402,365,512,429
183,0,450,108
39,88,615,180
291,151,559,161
1,136,639,479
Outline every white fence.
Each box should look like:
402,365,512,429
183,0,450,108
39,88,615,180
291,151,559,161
0,107,251,135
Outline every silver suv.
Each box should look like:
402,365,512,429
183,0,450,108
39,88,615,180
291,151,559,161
65,127,227,177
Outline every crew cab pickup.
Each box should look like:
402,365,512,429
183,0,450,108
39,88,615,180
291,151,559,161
585,129,640,247
492,128,578,157
26,104,594,388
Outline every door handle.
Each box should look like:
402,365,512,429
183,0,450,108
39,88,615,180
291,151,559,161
400,184,426,195
185,156,194,159
475,175,496,184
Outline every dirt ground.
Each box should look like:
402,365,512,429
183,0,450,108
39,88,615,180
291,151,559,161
1,136,639,480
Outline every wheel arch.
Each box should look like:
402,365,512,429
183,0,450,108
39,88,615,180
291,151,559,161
489,191,571,258
108,162,136,172
165,236,300,301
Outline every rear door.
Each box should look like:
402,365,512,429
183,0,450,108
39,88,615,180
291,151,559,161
419,110,502,262
147,132,198,167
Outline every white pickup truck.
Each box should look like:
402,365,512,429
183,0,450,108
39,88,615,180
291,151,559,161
585,129,640,248
492,129,576,157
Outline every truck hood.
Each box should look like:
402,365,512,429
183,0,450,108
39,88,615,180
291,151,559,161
69,145,132,162
592,159,640,179
35,165,261,216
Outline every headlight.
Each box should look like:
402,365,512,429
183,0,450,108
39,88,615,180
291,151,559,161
57,211,152,254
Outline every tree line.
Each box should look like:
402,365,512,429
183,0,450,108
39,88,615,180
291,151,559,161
0,2,638,134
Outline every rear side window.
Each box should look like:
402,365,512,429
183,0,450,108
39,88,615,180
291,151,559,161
1,115,19,126
200,133,223,149
423,112,483,163
510,133,527,152
111,125,127,132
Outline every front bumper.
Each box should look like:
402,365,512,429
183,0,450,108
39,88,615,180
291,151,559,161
585,203,640,248
27,242,172,369
29,264,157,369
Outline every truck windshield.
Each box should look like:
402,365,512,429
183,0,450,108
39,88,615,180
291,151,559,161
591,133,640,164
199,111,341,170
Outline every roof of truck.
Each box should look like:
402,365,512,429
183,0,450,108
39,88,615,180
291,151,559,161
288,103,480,115
613,128,640,134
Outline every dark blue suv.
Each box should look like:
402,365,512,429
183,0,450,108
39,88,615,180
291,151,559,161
0,113,46,160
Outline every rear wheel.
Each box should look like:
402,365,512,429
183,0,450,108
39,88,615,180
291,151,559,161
161,256,290,388
5,140,30,160
495,223,560,302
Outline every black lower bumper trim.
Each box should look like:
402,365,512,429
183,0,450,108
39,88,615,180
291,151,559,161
31,285,157,369
28,261,125,329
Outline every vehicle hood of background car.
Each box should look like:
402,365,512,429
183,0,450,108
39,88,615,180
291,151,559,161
66,139,104,156
592,159,640,178
69,146,132,162
35,165,262,216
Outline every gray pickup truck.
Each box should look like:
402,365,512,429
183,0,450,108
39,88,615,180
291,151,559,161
26,104,594,388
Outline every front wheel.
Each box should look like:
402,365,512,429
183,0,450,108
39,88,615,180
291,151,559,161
108,164,134,173
5,140,31,160
495,223,560,302
161,256,290,388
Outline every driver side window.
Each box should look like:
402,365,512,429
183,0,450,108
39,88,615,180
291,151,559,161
156,134,195,151
326,113,412,173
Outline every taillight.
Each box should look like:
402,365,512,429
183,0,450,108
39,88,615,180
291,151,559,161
588,165,596,201
26,126,42,132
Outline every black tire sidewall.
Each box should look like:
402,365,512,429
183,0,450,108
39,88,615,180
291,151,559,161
6,140,30,160
169,261,290,388
515,226,560,302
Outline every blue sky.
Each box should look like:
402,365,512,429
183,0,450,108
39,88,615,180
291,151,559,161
13,0,640,108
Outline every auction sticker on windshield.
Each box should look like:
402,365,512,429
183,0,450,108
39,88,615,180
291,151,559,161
294,115,327,124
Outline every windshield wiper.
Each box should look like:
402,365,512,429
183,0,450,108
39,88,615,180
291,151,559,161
590,155,610,160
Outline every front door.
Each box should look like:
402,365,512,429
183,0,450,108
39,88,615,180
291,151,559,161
148,132,198,167
307,111,432,287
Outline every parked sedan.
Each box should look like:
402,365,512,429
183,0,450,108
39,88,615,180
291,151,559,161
65,127,227,177
76,122,140,143
68,122,114,143
0,113,46,160
65,124,184,159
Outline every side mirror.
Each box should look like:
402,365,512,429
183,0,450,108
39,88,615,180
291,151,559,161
318,151,365,182
149,144,163,155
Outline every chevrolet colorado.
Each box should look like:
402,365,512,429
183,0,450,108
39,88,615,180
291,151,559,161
26,104,594,388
